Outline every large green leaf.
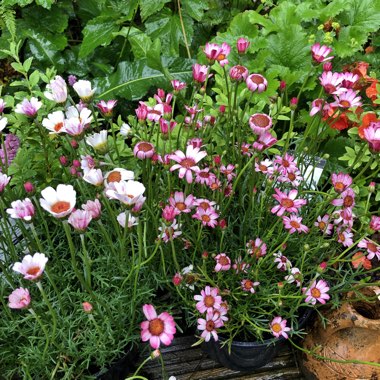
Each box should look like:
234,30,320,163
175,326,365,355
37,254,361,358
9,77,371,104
139,0,170,21
2,0,33,6
79,16,121,58
95,57,194,100
145,7,194,56
182,0,209,22
35,0,54,9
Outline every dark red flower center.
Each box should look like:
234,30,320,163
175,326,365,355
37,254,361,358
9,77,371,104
138,142,153,152
281,198,294,208
206,320,215,331
251,114,269,128
249,74,264,84
149,318,164,336
343,196,354,208
180,158,196,169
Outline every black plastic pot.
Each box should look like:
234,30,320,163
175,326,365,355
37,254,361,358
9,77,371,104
202,309,313,372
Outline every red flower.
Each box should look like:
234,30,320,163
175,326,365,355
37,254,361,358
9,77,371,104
358,112,380,139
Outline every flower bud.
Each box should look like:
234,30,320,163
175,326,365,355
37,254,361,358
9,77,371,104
290,97,298,110
59,156,69,166
323,62,333,72
172,273,182,286
82,302,93,313
151,349,161,359
318,262,327,273
279,81,286,92
369,182,376,193
72,160,81,168
219,105,226,113
24,182,35,194
70,139,79,149
237,37,250,54
202,251,209,259
219,219,227,229
303,244,310,251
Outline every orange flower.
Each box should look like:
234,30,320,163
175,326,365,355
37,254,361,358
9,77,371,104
327,112,349,130
358,112,380,139
351,252,372,270
366,79,379,105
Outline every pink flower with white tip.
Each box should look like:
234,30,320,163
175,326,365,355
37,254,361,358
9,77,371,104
246,74,268,93
358,239,380,260
285,267,302,287
158,220,182,243
15,97,42,117
44,75,67,103
363,122,380,153
270,317,291,339
337,228,354,247
331,89,362,109
282,215,309,234
82,199,101,220
241,279,260,294
6,198,35,222
192,207,219,228
229,65,249,82
96,100,117,117
311,43,334,63
273,252,292,271
68,210,92,232
331,172,352,193
0,173,11,192
197,310,224,342
195,168,216,186
169,145,207,184
214,253,231,272
303,279,330,305
252,131,277,151
314,215,333,235
140,304,176,349
168,192,195,214
271,188,307,216
8,288,31,309
83,168,104,186
255,159,274,175
249,113,273,135
171,80,187,92
194,198,217,211
192,64,209,83
106,180,145,207
194,286,222,313
40,184,76,218
319,71,343,94
274,153,298,174
340,72,359,89
12,253,48,281
133,141,155,160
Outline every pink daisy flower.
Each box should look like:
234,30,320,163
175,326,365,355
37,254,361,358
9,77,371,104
232,256,250,274
192,207,219,228
319,71,343,94
0,173,11,192
192,64,209,83
255,159,274,175
6,198,35,222
271,188,307,216
68,210,92,232
194,286,222,313
270,316,291,339
331,172,353,193
278,169,303,187
337,228,354,247
333,208,355,228
370,215,380,232
169,145,207,184
140,304,176,349
12,253,48,281
194,198,217,211
282,215,309,234
208,176,222,192
8,288,31,309
220,164,236,182
303,279,330,305
331,188,355,209
204,42,223,61
162,205,180,222
311,43,334,63
249,113,272,135
241,279,260,294
197,310,224,342
158,221,182,243
340,72,359,89
246,74,268,93
237,37,250,54
273,252,292,271
133,141,155,160
214,253,231,272
82,199,102,220
230,65,249,82
168,192,195,213
331,89,362,108
246,238,267,258
195,168,216,185
363,122,380,153
252,132,277,151
358,239,380,260
314,215,333,235
241,142,252,156
274,153,298,174
171,80,187,92
96,100,117,117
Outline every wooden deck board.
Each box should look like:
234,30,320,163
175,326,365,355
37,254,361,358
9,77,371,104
140,336,305,380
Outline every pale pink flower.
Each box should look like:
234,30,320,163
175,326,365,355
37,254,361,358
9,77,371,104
358,239,380,260
232,256,250,274
171,80,187,92
169,145,207,184
158,220,182,243
319,71,343,94
197,311,224,342
246,73,268,93
241,279,260,294
0,116,7,132
337,228,354,247
105,180,145,206
194,198,217,211
363,122,380,153
86,130,108,153
40,184,76,218
44,75,68,103
249,113,272,135
370,215,380,231
278,169,303,187
147,103,165,122
331,172,352,193
13,253,48,280
241,142,252,156
331,188,355,209
252,131,277,151
68,210,92,232
42,111,65,134
271,189,307,216
140,304,176,349
274,153,298,174
310,98,327,117
333,208,354,228
168,192,195,214
229,65,249,81
220,164,236,182
15,97,42,117
83,168,104,186
194,286,222,313
314,215,333,235
273,252,292,271
82,302,93,313
237,37,250,54
82,199,101,220
6,198,35,221
8,288,31,309
73,80,96,102
311,43,334,63
270,316,291,339
117,211,138,228
282,215,309,234
96,100,117,117
331,89,362,108
192,64,209,83
303,279,330,305
132,196,146,213
195,168,216,186
104,168,134,186
133,141,155,160
214,253,231,272
246,238,267,258
0,99,6,113
285,267,302,287
192,207,219,228
0,173,10,192
255,159,274,175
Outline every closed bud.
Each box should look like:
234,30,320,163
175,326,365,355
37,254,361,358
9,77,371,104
24,182,35,194
70,139,79,149
82,302,93,313
303,244,310,251
369,182,376,193
59,156,69,166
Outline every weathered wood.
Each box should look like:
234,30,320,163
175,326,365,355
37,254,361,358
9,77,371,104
140,335,305,380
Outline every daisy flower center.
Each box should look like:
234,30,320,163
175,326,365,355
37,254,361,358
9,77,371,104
206,320,215,331
288,173,296,181
343,196,354,208
290,220,300,228
26,266,40,276
107,171,122,183
282,159,290,167
340,100,351,107
202,215,211,223
281,198,294,208
149,318,165,336
219,256,229,265
204,295,215,308
51,201,71,214
319,221,326,229
216,53,226,61
259,164,268,172
250,75,264,84
199,202,210,210
180,158,196,169
338,233,345,242
244,280,253,289
176,202,186,211
54,122,64,132
367,242,377,252
138,142,153,152
335,182,345,191
199,172,210,178
311,288,321,298
251,114,270,128
272,323,282,333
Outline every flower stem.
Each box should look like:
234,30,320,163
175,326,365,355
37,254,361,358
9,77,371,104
80,234,92,289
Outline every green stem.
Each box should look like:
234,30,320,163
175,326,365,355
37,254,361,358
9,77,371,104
28,307,51,358
80,234,92,289
177,0,191,59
